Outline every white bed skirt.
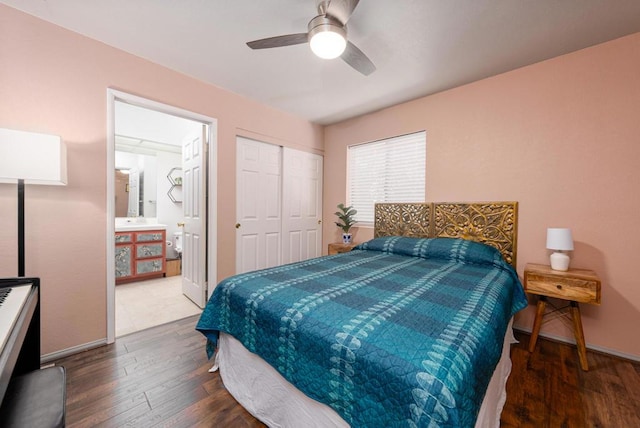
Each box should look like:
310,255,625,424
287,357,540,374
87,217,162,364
214,319,516,428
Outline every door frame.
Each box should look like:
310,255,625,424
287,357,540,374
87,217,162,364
106,89,218,343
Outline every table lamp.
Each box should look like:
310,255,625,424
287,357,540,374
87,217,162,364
0,128,67,277
546,228,574,271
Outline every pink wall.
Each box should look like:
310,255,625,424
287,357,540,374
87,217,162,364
323,33,640,359
0,5,322,355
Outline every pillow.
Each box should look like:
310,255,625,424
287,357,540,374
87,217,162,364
356,236,506,267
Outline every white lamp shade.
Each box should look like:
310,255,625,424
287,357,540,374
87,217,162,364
0,128,67,185
546,228,574,251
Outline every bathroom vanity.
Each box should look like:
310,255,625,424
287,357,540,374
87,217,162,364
115,225,166,284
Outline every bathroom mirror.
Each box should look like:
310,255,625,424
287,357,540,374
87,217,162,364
115,135,181,219
115,150,158,218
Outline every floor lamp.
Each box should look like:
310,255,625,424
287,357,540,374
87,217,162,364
0,128,67,277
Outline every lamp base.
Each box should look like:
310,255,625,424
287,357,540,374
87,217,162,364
550,251,570,271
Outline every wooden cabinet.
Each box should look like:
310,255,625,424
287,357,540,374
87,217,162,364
115,232,134,282
524,263,601,371
524,263,600,304
166,258,181,277
328,242,358,255
115,229,166,284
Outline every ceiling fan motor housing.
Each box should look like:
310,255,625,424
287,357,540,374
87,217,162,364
308,15,346,40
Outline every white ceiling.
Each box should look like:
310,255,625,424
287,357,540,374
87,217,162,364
4,0,640,125
115,101,200,147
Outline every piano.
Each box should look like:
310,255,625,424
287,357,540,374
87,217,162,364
0,277,40,405
0,278,66,427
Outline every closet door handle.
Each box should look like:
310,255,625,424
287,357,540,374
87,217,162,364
235,223,241,229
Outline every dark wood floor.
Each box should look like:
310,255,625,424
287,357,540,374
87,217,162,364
503,332,640,428
54,315,640,427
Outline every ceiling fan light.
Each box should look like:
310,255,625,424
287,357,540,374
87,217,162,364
310,31,346,59
309,27,346,59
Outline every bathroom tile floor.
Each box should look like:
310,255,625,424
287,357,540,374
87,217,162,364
115,275,202,337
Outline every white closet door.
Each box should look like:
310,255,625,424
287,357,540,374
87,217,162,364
236,137,282,274
282,147,323,263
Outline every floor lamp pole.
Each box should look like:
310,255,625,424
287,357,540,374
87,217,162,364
18,178,25,277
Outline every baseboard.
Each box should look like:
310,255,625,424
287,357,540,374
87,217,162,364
513,326,640,363
41,338,107,364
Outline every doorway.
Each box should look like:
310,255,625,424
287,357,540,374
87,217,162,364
106,89,217,343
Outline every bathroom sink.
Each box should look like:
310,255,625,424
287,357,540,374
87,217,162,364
115,223,167,232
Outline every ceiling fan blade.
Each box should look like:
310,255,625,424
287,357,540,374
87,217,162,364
246,33,308,50
341,41,375,76
325,0,360,25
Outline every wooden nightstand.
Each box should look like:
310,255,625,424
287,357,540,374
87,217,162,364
524,263,601,371
328,242,358,255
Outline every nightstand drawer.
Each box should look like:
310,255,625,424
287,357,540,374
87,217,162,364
524,270,600,304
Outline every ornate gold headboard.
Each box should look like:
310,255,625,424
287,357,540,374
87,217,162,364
374,202,518,268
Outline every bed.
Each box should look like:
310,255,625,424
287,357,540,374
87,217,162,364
197,202,527,427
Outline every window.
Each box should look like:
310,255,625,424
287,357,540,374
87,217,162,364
347,131,426,225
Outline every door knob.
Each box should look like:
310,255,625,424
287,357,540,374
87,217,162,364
235,223,241,229
317,219,322,224
177,222,185,227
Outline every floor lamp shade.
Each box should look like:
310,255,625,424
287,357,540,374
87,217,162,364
0,128,67,185
0,128,68,276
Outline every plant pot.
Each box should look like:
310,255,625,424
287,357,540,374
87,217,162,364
342,233,352,244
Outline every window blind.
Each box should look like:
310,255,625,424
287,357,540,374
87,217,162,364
347,131,426,224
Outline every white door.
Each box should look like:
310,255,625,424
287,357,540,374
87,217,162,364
182,125,208,307
236,137,282,274
282,148,323,263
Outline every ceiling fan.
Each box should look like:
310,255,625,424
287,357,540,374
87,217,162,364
246,0,376,76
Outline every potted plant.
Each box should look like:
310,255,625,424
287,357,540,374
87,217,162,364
335,203,357,244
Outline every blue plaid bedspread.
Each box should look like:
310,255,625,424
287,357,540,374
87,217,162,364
196,237,528,427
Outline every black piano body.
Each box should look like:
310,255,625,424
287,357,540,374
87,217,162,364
0,277,66,427
0,277,40,403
